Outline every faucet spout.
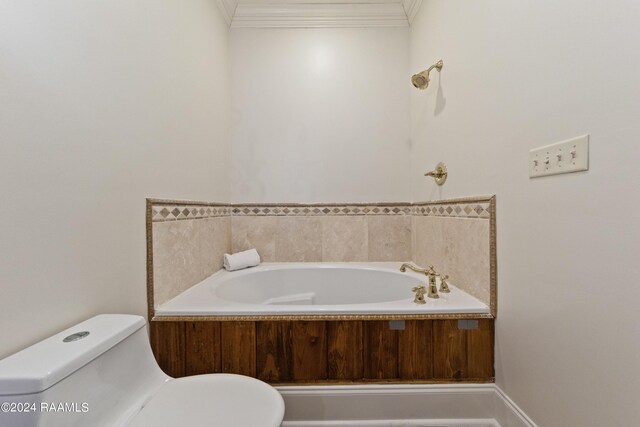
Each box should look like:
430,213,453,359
399,263,429,274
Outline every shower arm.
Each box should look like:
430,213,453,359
425,60,444,75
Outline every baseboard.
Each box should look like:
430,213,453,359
493,386,538,427
282,421,498,427
276,384,537,427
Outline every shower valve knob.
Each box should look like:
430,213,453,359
424,162,448,185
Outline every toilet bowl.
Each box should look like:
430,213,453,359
0,315,285,427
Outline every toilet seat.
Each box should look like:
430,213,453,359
128,374,285,427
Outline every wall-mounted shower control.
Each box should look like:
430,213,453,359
529,134,589,178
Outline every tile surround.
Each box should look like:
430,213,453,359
231,216,278,261
274,216,323,262
413,216,491,305
152,216,230,305
148,196,496,316
231,215,408,262
322,216,369,262
368,215,412,261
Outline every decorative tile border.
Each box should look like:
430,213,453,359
151,205,231,222
147,198,493,222
413,202,491,219
231,204,412,216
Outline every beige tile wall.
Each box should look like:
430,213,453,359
412,216,491,305
152,216,230,305
369,215,412,261
231,215,412,262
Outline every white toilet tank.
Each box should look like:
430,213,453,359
0,315,169,427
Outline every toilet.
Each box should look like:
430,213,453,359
0,315,285,427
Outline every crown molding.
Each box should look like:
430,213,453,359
230,3,409,28
401,0,422,24
216,0,238,26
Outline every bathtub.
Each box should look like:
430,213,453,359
155,262,489,316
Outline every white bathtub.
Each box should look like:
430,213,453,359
156,263,489,316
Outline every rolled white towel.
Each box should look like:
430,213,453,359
223,249,261,271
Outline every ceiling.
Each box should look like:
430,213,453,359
217,0,422,28
235,0,404,3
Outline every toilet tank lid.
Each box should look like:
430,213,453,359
0,314,146,396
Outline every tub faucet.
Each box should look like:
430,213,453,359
400,263,440,299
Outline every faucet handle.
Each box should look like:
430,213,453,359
439,274,451,293
412,286,427,304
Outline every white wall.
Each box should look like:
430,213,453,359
0,0,232,358
229,28,411,203
410,1,640,425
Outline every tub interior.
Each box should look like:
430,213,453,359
156,263,491,316
214,267,421,305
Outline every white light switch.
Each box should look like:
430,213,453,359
529,134,589,178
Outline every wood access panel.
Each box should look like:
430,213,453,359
150,318,494,383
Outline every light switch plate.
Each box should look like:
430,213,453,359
529,134,589,178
